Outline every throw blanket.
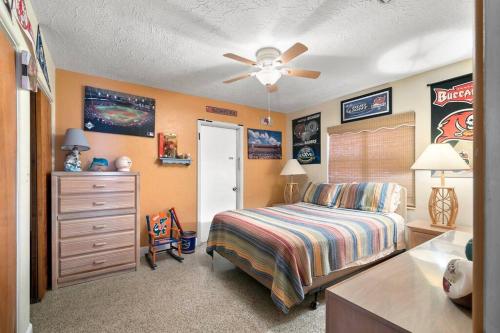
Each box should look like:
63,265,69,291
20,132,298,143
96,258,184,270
206,203,402,313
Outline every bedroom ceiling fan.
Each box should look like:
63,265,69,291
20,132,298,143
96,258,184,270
222,42,321,93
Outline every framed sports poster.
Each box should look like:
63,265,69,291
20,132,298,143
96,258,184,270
341,87,392,123
430,73,473,178
36,25,50,91
14,0,35,49
84,86,156,138
247,129,282,159
292,112,321,164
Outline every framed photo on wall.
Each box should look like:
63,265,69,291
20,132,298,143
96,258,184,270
341,87,392,123
83,86,156,138
247,129,282,160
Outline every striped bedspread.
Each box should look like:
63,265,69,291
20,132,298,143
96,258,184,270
206,202,404,313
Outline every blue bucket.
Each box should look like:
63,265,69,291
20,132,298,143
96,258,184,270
181,231,197,254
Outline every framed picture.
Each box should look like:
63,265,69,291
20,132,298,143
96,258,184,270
341,87,392,123
36,25,50,91
430,73,473,178
14,0,35,49
247,129,282,160
292,112,321,164
84,86,155,138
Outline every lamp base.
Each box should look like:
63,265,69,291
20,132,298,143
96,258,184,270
64,148,82,172
428,186,458,229
284,182,300,204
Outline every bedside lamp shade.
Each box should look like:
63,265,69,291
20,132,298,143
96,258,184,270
411,143,470,229
61,128,90,151
411,144,469,171
280,159,306,176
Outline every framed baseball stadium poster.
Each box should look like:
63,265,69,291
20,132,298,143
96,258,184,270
292,112,321,164
430,73,473,177
84,86,155,138
341,87,392,123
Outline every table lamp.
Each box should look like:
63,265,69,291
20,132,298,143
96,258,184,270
411,143,470,229
61,128,90,172
280,159,306,204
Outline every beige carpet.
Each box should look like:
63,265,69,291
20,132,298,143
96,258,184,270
31,247,325,333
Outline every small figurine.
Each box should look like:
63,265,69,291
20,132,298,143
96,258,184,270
88,158,109,171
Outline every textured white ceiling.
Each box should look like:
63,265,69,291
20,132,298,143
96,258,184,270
32,0,473,113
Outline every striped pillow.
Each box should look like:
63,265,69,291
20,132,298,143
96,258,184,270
340,182,400,213
303,183,344,208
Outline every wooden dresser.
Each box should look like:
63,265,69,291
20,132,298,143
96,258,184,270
51,172,140,288
326,231,472,333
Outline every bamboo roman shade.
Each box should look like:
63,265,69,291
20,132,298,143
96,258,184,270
328,111,416,206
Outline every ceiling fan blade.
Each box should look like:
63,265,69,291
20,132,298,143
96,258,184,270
223,53,256,66
284,68,321,79
223,73,251,84
267,84,278,93
277,43,308,64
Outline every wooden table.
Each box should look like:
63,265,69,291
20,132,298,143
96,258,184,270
407,219,472,249
326,231,473,333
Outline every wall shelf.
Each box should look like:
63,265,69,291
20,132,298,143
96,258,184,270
159,157,192,166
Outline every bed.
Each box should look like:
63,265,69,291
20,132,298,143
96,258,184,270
206,186,407,313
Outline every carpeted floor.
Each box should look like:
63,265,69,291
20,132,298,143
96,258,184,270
31,247,325,333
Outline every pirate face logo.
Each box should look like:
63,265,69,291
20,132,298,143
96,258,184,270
435,109,473,143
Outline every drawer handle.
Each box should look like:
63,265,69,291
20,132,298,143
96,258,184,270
94,259,106,265
93,242,107,247
93,225,106,230
93,202,106,206
93,184,106,188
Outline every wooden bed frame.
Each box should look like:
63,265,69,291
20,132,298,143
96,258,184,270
213,187,408,310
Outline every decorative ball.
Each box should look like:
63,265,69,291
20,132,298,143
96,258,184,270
443,258,473,309
465,239,473,261
115,156,132,172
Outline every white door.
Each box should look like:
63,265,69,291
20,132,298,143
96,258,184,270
198,122,241,243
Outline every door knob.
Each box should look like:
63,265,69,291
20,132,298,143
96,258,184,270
232,187,238,192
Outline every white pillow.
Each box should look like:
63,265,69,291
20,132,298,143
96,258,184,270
389,184,401,213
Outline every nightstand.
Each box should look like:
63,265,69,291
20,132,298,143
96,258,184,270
406,219,472,249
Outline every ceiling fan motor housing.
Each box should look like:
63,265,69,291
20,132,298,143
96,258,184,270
256,47,281,67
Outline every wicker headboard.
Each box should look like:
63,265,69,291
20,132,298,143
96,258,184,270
395,186,408,222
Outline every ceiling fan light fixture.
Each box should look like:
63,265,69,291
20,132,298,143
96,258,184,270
255,68,281,86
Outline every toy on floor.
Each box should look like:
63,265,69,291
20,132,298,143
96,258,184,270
146,210,184,269
170,207,197,254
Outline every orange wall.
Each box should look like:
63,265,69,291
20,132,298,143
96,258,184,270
55,69,287,246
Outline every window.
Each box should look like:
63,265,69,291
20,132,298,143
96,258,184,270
328,112,415,206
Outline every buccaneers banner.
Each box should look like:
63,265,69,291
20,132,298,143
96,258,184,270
430,74,473,177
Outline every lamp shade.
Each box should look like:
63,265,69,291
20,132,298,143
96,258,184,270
411,144,469,171
280,159,306,176
61,128,90,151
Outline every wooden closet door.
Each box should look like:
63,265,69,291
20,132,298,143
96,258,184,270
30,90,52,302
0,29,18,333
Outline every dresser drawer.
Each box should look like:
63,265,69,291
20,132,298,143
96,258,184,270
60,215,136,239
60,231,135,257
59,248,135,277
59,176,135,195
59,193,135,214
409,231,436,248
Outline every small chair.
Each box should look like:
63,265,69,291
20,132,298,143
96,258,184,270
145,210,184,269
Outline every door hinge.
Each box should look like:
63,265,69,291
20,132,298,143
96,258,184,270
198,133,200,140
